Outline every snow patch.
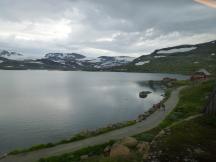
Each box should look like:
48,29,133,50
94,65,101,68
29,61,43,64
114,56,135,62
77,62,83,66
87,58,102,63
154,55,166,58
0,60,4,63
211,53,215,56
53,60,65,64
135,60,150,66
157,47,197,54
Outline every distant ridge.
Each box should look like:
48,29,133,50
111,40,216,75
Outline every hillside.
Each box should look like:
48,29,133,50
111,40,216,75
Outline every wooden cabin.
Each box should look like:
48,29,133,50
190,69,211,81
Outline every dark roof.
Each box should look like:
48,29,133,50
196,69,211,75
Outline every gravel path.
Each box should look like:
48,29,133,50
0,86,185,162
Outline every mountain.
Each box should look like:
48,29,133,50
0,50,135,70
1,39,215,73
44,53,85,61
111,40,216,75
42,53,135,70
0,50,24,60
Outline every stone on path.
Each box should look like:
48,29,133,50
110,144,130,157
120,137,138,147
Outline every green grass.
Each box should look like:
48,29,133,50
135,79,215,142
39,142,143,162
39,141,115,162
79,153,143,162
149,115,216,162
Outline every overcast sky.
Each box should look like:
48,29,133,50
0,0,216,57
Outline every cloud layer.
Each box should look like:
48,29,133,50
0,0,216,57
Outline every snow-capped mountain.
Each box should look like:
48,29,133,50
0,49,39,60
0,50,24,60
44,53,135,69
45,53,85,61
0,50,135,70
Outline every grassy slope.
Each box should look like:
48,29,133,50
150,115,216,162
123,54,216,75
135,79,215,142
111,41,216,75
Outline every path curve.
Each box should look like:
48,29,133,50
0,86,185,162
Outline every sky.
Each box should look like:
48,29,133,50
0,0,216,57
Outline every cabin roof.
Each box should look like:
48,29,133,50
196,69,211,76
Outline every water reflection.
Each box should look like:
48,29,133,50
0,71,187,152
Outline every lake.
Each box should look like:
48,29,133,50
0,71,187,153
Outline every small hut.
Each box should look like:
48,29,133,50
190,69,211,81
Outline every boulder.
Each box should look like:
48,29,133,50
80,155,88,160
104,145,111,153
138,114,146,122
104,145,111,156
110,144,130,157
120,137,138,147
194,148,205,155
136,141,150,153
139,91,152,98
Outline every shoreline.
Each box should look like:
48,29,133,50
0,85,185,162
5,80,171,156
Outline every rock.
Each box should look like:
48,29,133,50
143,153,149,160
157,130,165,137
104,145,111,153
138,114,146,122
0,153,7,159
164,128,171,135
194,148,205,155
80,155,89,160
103,145,111,156
139,91,152,98
148,108,155,114
144,111,151,117
120,137,138,147
110,144,130,157
136,141,150,153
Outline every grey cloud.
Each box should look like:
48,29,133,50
0,0,215,57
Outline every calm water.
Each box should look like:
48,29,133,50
0,71,187,153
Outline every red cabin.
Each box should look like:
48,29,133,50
190,69,211,81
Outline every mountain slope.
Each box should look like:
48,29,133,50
0,50,135,70
111,40,216,75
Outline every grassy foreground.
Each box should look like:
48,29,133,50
149,115,216,162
